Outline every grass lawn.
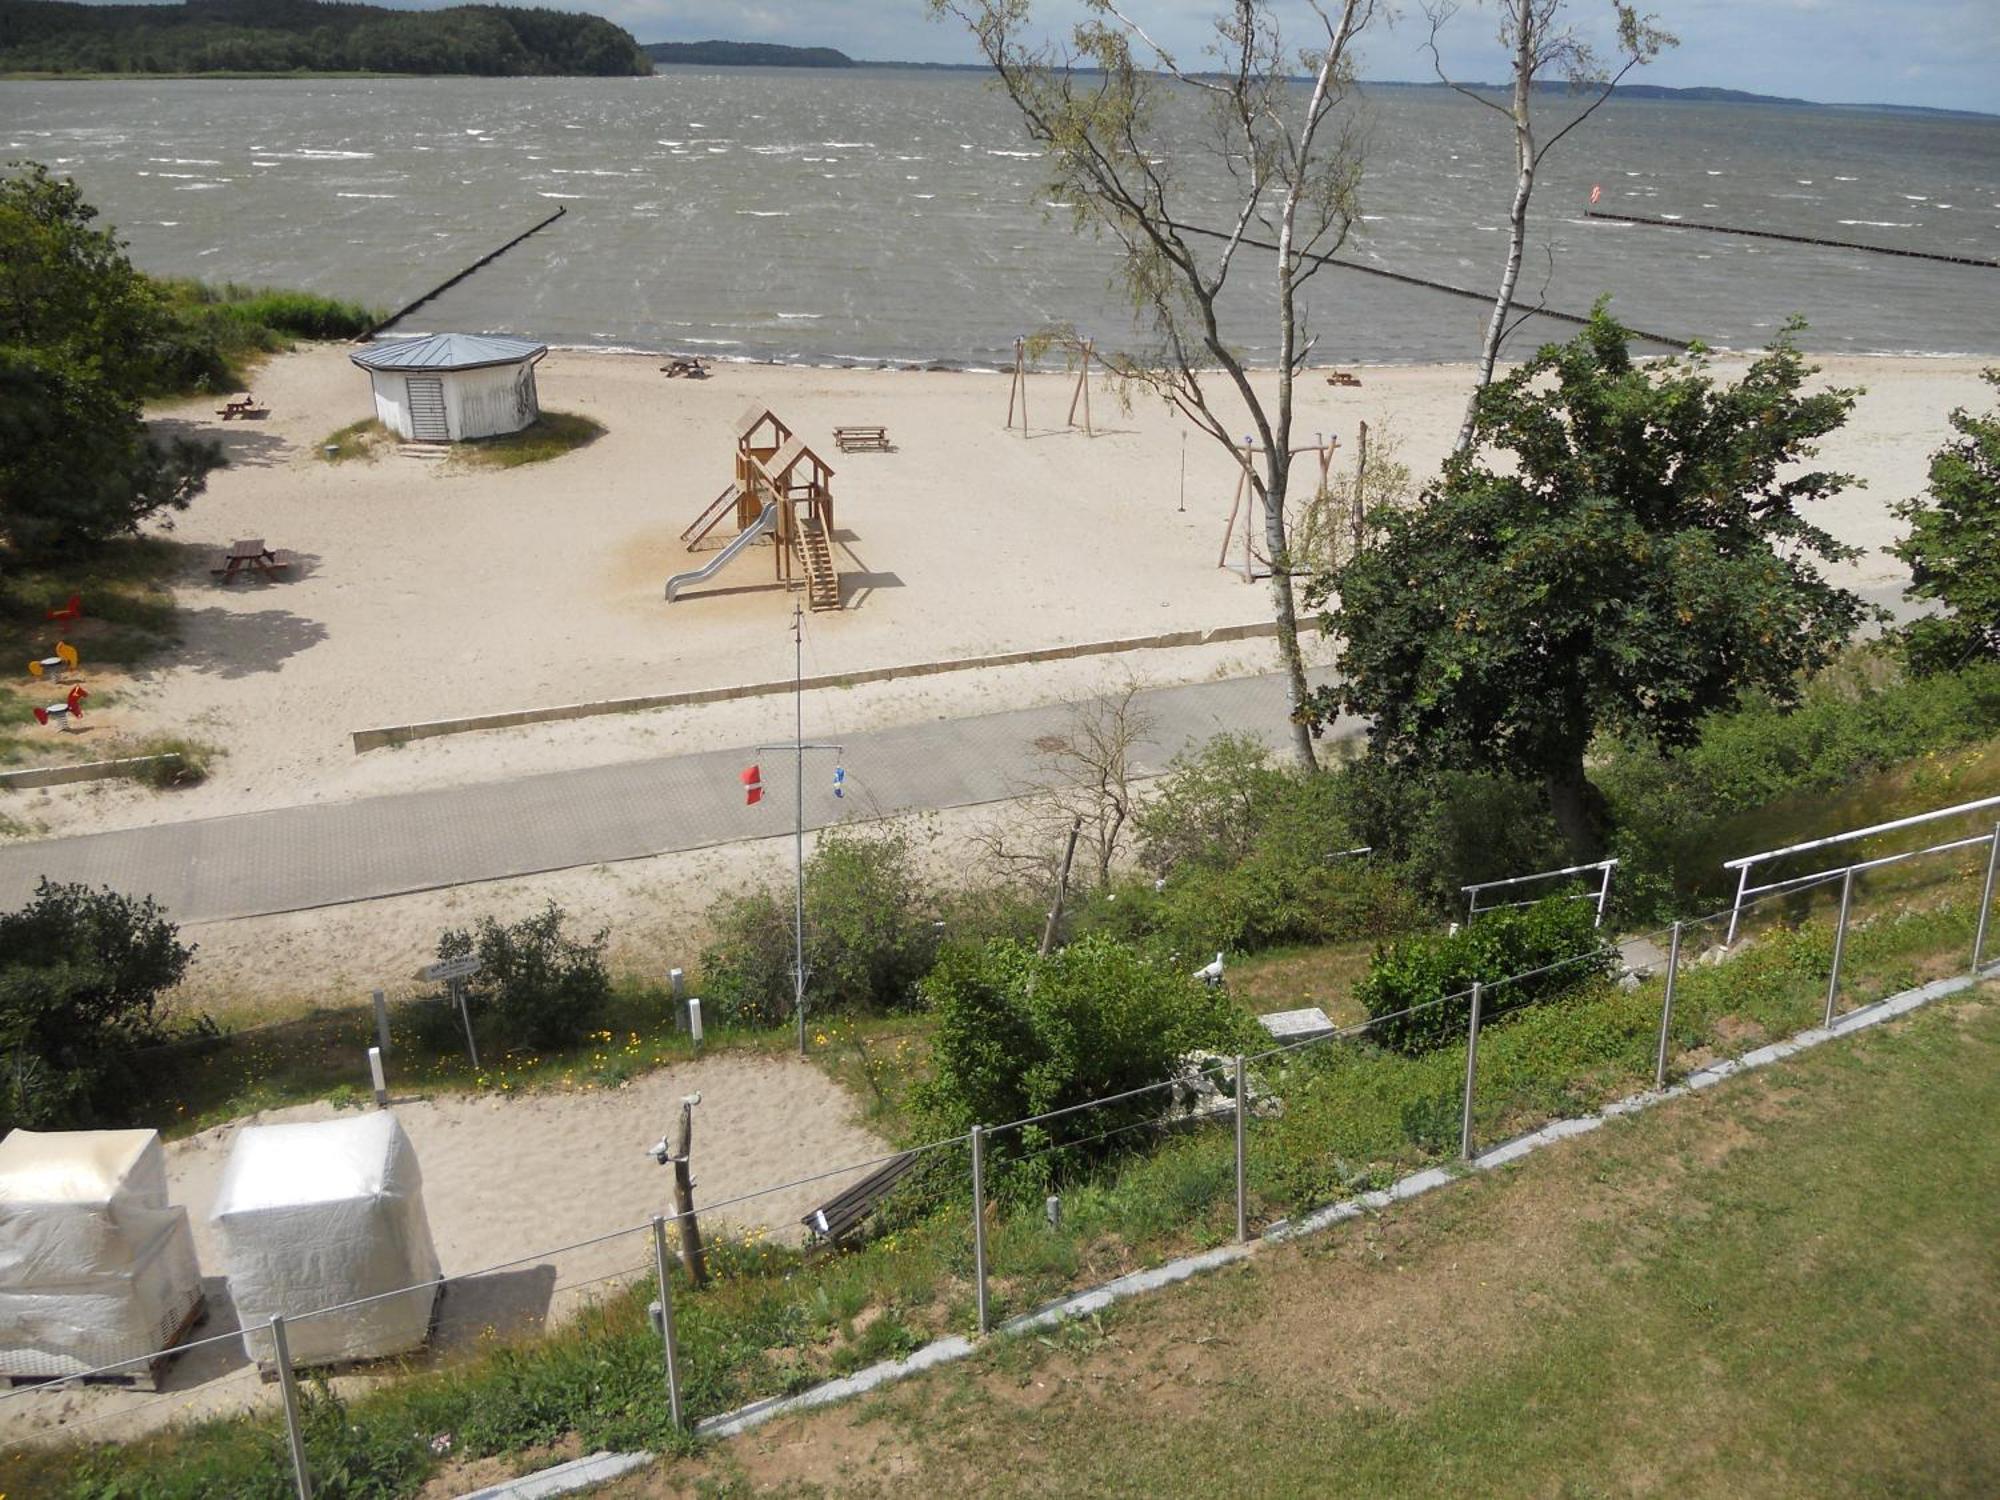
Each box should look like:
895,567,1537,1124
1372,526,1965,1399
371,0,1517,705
450,411,605,469
659,985,2000,1499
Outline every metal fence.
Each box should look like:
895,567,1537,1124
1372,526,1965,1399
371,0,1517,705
6,823,1997,1496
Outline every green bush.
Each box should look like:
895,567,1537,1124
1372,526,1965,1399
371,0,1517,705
1133,732,1293,875
1354,896,1617,1054
1598,653,2000,912
700,826,941,1027
437,902,609,1051
0,879,194,1133
913,933,1255,1169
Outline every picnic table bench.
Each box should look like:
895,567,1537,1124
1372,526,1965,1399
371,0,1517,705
216,394,270,419
1324,370,1362,388
801,1150,919,1245
209,538,296,582
659,357,710,379
833,425,891,452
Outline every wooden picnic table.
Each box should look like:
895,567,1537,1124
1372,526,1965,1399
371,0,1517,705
833,425,891,452
210,538,295,583
659,357,710,379
216,394,270,420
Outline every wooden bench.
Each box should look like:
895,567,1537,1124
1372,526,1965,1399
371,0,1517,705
1324,370,1362,388
209,539,296,582
801,1150,919,1245
833,425,891,452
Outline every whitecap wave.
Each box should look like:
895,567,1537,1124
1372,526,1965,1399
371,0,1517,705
1838,219,1915,227
736,209,790,217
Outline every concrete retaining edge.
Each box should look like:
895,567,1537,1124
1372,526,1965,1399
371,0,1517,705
0,753,181,792
457,965,1991,1498
353,620,1306,753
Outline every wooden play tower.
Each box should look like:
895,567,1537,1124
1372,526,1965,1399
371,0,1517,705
670,405,841,610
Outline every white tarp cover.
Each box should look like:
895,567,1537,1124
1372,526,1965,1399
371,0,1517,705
0,1128,204,1379
212,1112,441,1367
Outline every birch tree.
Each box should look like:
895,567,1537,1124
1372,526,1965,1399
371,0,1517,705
931,0,1377,768
1431,0,1674,452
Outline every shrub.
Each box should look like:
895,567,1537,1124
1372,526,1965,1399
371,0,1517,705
1132,732,1292,875
1354,896,1616,1054
437,902,609,1051
913,933,1255,1165
0,879,193,1132
700,826,940,1028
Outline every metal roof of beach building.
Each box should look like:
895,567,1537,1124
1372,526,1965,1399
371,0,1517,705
350,333,548,373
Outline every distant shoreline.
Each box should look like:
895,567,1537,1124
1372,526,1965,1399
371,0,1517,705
5,63,1990,120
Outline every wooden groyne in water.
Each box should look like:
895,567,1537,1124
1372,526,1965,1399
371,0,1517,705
1168,219,1695,351
1584,209,1999,270
358,205,569,341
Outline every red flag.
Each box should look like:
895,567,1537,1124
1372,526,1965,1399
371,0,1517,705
1589,183,1602,206
741,763,762,805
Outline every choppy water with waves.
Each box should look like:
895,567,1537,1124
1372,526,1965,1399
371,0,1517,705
5,70,1997,365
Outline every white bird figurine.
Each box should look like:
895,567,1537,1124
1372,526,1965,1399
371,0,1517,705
1194,952,1224,986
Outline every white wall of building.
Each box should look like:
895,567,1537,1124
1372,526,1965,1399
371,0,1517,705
364,362,539,442
367,371,413,440
449,362,540,440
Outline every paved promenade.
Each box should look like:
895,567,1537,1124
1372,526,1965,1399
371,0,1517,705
0,673,1341,924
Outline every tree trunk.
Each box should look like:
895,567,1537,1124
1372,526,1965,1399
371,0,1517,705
1455,0,1538,455
1263,472,1319,770
1544,757,1609,865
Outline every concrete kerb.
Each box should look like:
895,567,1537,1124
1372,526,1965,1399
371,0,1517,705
454,965,1990,1500
352,620,1306,753
0,753,182,792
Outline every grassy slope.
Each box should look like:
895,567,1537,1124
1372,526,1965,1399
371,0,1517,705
664,987,2000,1499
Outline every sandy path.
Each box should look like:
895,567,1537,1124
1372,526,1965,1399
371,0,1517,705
0,1054,888,1445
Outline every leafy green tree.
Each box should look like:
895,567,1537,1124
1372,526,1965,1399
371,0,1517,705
0,163,221,557
1312,309,1869,860
0,880,194,1133
1890,370,2000,675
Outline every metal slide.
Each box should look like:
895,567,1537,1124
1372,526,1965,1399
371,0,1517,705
664,501,777,601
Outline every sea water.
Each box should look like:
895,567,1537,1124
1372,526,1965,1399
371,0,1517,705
4,69,1995,365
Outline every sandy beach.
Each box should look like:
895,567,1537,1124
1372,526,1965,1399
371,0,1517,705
2,346,1991,1012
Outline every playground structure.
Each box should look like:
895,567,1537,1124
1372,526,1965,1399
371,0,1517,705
1004,334,1098,437
666,405,842,611
1219,435,1336,582
26,642,80,680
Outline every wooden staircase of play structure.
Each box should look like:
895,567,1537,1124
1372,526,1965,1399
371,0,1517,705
680,484,739,548
795,515,841,611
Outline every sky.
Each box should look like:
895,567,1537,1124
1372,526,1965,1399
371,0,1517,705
596,0,2000,115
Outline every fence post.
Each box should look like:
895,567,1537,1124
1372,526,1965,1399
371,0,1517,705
269,1314,313,1500
1726,864,1751,947
1974,824,2000,974
970,1126,989,1335
1459,982,1484,1161
371,989,391,1056
649,1215,684,1431
1653,922,1683,1092
1233,1054,1248,1244
1824,866,1856,1028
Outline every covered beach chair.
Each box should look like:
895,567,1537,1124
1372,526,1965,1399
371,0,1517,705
0,1128,205,1386
211,1112,442,1369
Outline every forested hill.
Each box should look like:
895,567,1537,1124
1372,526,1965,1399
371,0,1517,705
643,40,853,67
0,0,653,76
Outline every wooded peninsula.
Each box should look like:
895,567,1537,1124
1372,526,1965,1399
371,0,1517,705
0,0,652,76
